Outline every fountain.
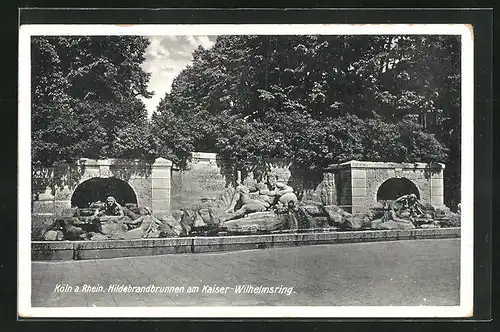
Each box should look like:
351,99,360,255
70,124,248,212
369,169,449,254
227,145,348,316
38,169,460,242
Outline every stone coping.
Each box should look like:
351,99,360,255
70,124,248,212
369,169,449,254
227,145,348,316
191,152,218,160
32,228,460,261
33,158,174,170
78,158,149,166
325,160,445,170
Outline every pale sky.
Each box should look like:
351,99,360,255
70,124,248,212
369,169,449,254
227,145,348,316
140,35,217,116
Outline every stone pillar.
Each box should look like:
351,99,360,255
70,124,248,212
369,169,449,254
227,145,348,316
350,168,367,214
430,165,445,206
151,158,172,216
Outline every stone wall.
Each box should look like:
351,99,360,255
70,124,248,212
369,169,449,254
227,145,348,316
32,228,461,261
32,152,320,227
170,152,229,211
31,158,172,237
32,159,155,216
324,161,445,213
31,157,446,237
169,153,327,210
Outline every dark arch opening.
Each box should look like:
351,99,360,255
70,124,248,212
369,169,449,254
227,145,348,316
377,177,420,201
71,177,137,208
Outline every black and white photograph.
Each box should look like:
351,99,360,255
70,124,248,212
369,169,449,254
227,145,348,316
18,24,473,318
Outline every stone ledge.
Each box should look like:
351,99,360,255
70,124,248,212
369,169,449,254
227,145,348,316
77,158,151,167
326,160,445,170
31,228,461,261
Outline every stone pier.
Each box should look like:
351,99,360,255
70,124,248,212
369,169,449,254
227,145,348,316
151,158,173,216
32,158,173,234
323,161,445,213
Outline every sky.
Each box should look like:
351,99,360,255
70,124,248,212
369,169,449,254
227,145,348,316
140,35,217,116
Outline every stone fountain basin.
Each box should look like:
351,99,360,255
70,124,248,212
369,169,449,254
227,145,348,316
31,227,461,261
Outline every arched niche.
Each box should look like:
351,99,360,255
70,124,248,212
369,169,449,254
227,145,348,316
70,177,138,208
376,177,420,201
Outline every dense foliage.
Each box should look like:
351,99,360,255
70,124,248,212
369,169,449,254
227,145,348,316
152,36,458,166
151,35,460,206
31,36,154,166
31,34,461,207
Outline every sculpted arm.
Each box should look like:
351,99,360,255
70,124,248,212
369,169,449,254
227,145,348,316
394,195,408,204
390,210,410,223
115,203,125,218
275,182,293,196
256,183,275,196
258,187,276,196
125,216,144,225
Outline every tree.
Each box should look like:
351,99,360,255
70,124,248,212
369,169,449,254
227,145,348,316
31,36,154,166
31,36,155,206
152,34,459,206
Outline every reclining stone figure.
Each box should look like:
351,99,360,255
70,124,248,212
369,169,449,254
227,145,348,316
393,193,424,217
222,174,298,222
371,201,415,230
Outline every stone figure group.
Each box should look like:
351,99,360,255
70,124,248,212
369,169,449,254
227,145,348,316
42,195,182,241
222,173,298,221
40,171,460,241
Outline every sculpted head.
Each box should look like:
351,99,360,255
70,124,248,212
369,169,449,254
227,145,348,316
106,196,116,206
266,174,279,187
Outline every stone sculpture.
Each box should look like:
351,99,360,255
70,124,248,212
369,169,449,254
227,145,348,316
92,196,124,219
39,174,460,241
393,193,424,217
370,201,415,230
222,174,298,221
41,196,185,241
